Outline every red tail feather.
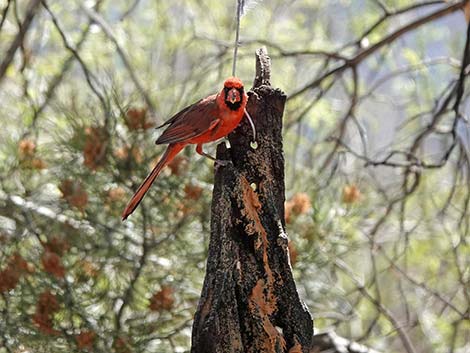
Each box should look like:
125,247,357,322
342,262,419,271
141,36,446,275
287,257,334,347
122,144,184,220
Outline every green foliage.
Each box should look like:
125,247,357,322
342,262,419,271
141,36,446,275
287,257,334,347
1,0,469,352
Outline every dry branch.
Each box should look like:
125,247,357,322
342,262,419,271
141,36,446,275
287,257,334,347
0,0,42,85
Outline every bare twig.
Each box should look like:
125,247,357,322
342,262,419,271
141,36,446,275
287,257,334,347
25,0,105,133
42,0,110,118
80,4,156,116
289,1,468,100
0,0,12,33
0,0,41,85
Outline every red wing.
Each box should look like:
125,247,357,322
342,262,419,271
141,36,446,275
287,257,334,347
156,98,204,129
155,94,220,145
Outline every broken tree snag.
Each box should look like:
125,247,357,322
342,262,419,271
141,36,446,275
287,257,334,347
191,48,313,353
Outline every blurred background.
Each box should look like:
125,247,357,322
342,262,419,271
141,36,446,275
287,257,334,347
0,0,469,352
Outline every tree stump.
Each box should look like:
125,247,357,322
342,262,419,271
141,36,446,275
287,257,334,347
191,48,313,353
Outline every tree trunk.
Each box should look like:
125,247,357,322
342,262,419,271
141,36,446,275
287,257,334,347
191,48,313,353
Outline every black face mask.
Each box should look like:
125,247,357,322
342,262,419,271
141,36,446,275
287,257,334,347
224,87,244,111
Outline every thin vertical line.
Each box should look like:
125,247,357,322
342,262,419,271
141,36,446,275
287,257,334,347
232,0,243,76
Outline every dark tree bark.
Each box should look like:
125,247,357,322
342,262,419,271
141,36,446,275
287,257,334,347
191,48,313,353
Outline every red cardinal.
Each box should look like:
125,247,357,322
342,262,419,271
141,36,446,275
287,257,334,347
122,77,255,220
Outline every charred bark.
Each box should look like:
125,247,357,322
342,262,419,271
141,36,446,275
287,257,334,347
191,48,313,353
